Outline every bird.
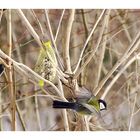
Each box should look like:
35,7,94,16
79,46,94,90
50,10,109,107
53,95,107,115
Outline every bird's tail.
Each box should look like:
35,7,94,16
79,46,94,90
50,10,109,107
53,100,75,109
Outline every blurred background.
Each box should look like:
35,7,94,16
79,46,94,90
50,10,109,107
0,9,140,131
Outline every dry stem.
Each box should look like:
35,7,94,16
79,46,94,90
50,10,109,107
73,9,106,74
7,9,16,131
64,9,75,73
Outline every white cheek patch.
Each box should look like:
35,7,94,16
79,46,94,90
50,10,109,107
100,102,105,110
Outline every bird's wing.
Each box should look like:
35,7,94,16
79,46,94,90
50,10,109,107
81,103,99,114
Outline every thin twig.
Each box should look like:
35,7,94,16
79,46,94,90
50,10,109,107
128,93,137,131
79,9,89,86
83,116,90,131
7,9,16,131
30,9,45,36
0,9,4,24
58,79,69,131
0,89,3,130
94,10,110,89
74,9,107,79
12,31,23,63
133,107,140,116
73,9,106,74
44,9,64,71
16,9,43,48
0,49,67,101
94,29,140,96
15,103,26,131
0,94,59,109
81,9,89,38
55,9,65,42
115,9,132,43
101,53,140,100
34,90,42,130
128,56,139,131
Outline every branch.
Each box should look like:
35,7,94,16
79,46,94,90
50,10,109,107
44,9,64,71
64,9,75,73
115,9,132,43
94,10,110,89
101,53,140,100
55,9,65,42
16,9,43,48
58,78,69,130
94,29,140,96
31,9,45,36
0,49,67,101
74,9,107,79
73,9,106,74
7,9,16,131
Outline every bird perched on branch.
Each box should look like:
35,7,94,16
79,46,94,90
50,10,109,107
53,87,107,115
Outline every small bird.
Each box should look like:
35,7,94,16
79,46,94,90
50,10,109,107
53,96,107,115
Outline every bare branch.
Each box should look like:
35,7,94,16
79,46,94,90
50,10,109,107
64,9,75,73
101,53,140,100
7,9,16,131
73,9,106,74
74,9,107,79
94,29,140,96
44,9,64,70
16,9,43,48
0,49,67,101
55,9,65,41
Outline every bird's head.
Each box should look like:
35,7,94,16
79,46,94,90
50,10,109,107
88,96,107,112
